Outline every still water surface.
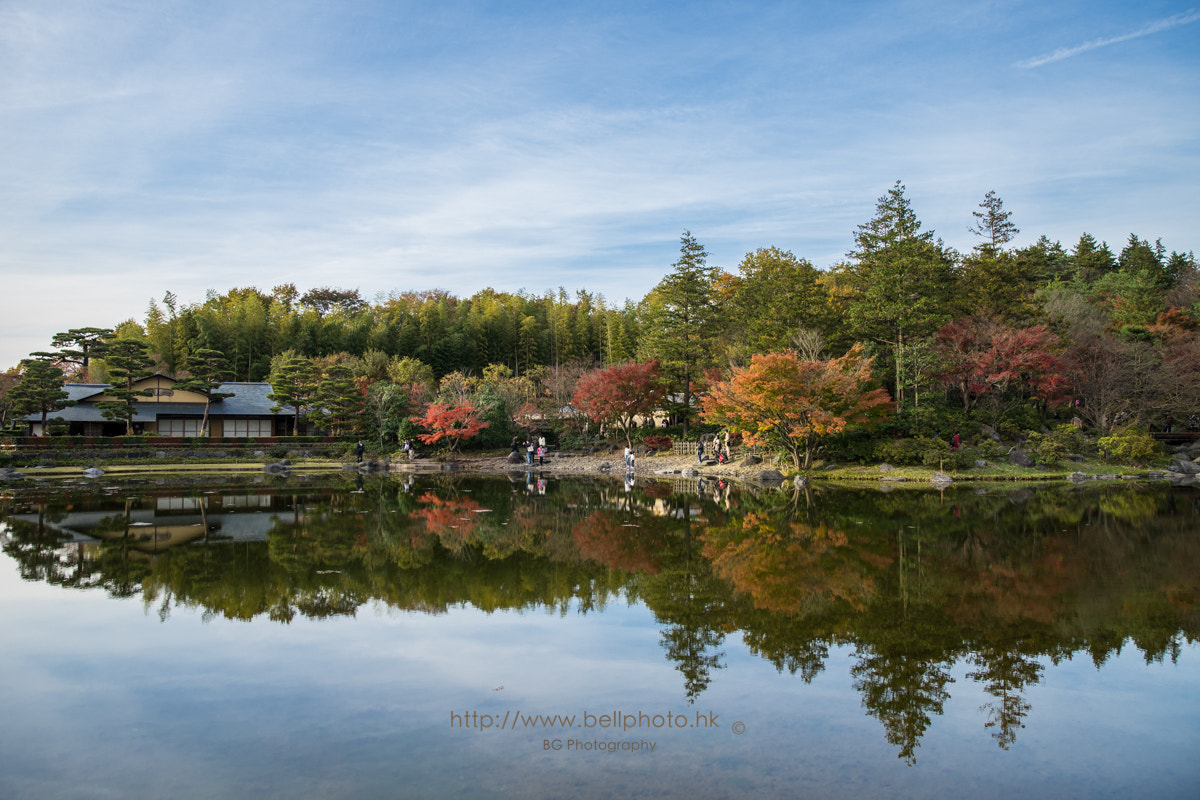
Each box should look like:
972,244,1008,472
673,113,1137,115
1,472,1197,798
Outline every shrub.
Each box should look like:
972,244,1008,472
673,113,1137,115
556,430,594,452
875,436,952,467
824,430,877,463
642,434,673,453
893,404,969,439
1049,423,1088,455
1028,424,1089,466
1097,427,1163,466
1024,432,1064,467
989,400,1043,440
974,438,1003,460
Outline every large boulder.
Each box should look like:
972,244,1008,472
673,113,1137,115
740,454,763,467
1008,450,1036,468
1168,458,1200,475
750,469,786,484
82,467,104,478
878,462,894,472
930,472,953,486
506,451,525,465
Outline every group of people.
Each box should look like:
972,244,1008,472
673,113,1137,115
512,435,548,466
697,435,731,465
623,446,637,470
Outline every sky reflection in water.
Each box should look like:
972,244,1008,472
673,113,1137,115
1,474,1197,799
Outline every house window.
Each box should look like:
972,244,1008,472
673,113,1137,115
159,418,203,437
225,419,272,438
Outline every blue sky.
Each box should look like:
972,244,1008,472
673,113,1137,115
2,0,1198,369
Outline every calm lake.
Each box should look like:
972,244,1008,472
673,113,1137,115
1,471,1197,799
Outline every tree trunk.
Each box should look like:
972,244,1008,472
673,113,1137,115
681,367,691,441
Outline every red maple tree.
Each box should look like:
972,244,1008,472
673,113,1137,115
935,318,1072,412
571,360,667,448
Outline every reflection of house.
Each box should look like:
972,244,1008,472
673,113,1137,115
26,375,295,437
10,495,287,554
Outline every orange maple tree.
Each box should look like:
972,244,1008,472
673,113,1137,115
410,401,489,453
701,345,893,469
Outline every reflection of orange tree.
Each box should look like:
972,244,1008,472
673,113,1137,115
571,509,670,574
414,492,482,551
701,512,886,615
945,534,1072,627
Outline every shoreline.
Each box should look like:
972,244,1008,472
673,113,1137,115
0,450,1181,487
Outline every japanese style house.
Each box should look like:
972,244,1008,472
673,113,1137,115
25,375,297,437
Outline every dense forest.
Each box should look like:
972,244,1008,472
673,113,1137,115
4,183,1198,460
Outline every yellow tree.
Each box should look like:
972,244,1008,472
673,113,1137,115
702,345,893,469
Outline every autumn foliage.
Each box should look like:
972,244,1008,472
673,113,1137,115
571,360,667,447
702,345,893,469
934,318,1072,412
410,402,489,452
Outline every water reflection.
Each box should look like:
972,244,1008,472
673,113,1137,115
2,474,1197,764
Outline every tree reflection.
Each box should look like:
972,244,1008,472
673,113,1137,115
851,648,955,765
2,476,1198,762
967,642,1043,750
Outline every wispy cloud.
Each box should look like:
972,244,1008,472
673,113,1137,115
2,2,1199,369
1017,9,1200,68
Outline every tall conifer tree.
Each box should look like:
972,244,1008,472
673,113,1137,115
639,231,719,439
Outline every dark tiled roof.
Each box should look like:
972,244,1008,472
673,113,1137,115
63,384,111,402
214,383,293,416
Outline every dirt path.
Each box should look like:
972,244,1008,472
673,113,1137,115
441,450,773,481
